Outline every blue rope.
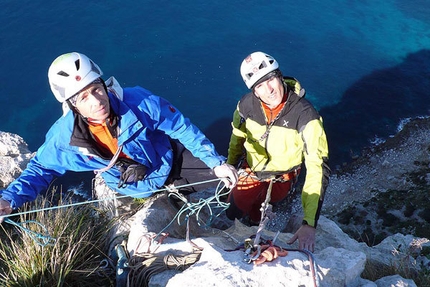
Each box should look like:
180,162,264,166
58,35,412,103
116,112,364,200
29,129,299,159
153,181,230,243
0,178,221,219
175,181,230,227
1,178,222,246
3,218,56,247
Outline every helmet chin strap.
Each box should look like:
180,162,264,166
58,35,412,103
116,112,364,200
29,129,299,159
66,100,80,114
65,100,93,123
86,117,106,124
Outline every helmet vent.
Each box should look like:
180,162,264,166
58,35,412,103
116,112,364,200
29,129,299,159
57,71,69,77
74,59,80,71
258,61,267,70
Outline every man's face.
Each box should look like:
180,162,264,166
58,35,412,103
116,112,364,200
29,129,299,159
253,75,284,109
73,83,110,123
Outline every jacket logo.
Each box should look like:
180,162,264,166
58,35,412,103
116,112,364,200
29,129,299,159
169,106,176,113
283,120,289,127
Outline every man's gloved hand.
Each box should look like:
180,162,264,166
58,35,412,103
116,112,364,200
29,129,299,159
118,164,148,188
213,163,238,188
0,198,12,223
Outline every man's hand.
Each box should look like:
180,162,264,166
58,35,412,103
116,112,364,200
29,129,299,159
213,163,238,188
287,224,316,252
0,198,12,223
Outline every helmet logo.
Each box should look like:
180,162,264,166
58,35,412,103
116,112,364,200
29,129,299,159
75,75,81,81
245,55,252,63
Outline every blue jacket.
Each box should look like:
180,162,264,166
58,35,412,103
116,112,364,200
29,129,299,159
0,83,225,209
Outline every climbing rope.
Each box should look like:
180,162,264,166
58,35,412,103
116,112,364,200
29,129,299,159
293,248,320,287
168,180,229,226
151,180,229,249
253,178,275,246
3,218,56,247
3,178,221,219
0,177,223,247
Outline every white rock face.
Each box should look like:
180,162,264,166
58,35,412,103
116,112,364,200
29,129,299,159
121,195,419,287
0,131,34,188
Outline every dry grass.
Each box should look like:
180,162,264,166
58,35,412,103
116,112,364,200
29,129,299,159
0,190,116,286
362,238,430,286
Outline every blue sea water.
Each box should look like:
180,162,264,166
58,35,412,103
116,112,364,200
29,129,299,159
1,0,430,168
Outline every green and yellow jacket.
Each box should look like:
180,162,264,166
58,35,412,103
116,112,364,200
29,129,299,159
227,77,330,227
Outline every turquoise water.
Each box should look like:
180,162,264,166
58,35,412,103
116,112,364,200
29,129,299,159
1,0,429,167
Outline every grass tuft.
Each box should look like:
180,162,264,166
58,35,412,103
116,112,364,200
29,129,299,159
0,189,116,286
362,238,430,285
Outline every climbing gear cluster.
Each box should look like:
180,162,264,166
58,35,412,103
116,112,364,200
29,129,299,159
243,236,288,265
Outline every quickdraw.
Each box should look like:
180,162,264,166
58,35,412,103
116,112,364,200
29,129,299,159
243,236,288,265
234,178,279,265
133,232,170,255
253,178,275,246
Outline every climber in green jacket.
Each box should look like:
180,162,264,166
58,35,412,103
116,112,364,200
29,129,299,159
225,51,330,252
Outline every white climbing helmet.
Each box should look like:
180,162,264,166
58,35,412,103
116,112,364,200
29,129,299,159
240,51,279,89
48,52,103,103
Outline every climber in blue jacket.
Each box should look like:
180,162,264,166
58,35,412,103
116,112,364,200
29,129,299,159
0,52,238,221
